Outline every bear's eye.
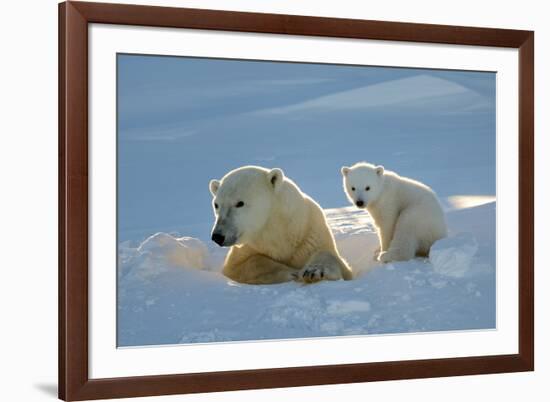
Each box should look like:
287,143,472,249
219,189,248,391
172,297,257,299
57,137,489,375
365,186,370,191
351,187,355,191
214,203,219,209
235,201,244,208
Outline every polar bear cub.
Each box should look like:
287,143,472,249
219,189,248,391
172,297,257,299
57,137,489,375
210,166,353,284
341,162,447,263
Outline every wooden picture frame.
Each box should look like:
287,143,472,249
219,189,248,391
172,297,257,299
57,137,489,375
59,1,534,400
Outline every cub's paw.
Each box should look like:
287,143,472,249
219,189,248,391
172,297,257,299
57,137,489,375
373,246,382,261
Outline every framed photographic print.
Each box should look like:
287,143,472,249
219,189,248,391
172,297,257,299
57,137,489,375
59,1,534,400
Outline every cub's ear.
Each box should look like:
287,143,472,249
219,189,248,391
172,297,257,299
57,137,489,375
209,179,220,196
341,166,350,176
267,168,284,191
375,165,385,176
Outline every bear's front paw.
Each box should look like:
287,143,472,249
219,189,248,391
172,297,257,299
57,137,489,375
297,265,326,284
377,251,392,263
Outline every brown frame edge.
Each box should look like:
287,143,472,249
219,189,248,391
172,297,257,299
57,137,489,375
59,1,534,400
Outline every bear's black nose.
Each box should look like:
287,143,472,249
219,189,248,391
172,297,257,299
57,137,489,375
211,232,225,246
356,200,364,207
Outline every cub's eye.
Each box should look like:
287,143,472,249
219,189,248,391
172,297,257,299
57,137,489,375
214,203,219,209
351,187,356,191
235,201,244,208
365,186,370,191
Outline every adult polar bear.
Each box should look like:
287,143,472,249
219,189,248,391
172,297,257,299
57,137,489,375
342,162,447,263
209,166,353,284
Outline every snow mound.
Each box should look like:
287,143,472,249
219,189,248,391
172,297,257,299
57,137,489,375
121,233,210,280
139,233,208,269
429,233,478,278
445,195,496,211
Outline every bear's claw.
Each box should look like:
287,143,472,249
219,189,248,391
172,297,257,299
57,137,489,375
298,265,325,284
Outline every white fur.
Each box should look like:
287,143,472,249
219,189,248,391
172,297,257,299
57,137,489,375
341,162,447,262
210,166,353,284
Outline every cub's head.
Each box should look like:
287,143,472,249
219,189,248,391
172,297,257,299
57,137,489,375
209,166,285,247
341,162,385,209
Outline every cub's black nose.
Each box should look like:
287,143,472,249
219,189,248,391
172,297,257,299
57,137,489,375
211,232,225,246
356,200,364,207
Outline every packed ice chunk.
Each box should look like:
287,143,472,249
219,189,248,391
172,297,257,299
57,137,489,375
429,232,478,278
326,300,371,315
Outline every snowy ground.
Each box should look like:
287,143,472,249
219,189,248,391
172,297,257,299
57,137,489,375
117,197,495,347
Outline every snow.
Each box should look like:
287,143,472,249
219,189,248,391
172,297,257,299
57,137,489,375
253,75,489,115
118,200,496,347
430,233,478,278
116,57,496,347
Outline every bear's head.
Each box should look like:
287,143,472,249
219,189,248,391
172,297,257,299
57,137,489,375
341,162,385,209
209,166,285,247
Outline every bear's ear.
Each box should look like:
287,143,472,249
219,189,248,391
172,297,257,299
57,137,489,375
375,165,385,176
209,179,220,196
341,166,350,176
267,168,284,191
